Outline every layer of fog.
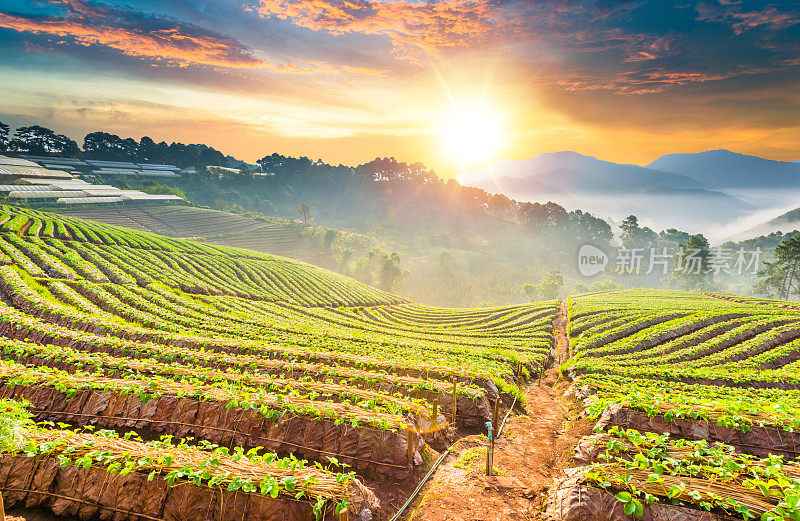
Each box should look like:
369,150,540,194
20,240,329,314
499,187,800,244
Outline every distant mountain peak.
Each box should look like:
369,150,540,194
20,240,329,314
456,151,702,194
702,148,735,154
544,150,590,158
647,149,800,189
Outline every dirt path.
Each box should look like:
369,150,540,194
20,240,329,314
553,300,570,363
406,300,592,521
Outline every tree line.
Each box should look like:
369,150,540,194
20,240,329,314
0,121,613,246
0,119,625,305
0,122,232,168
10,119,795,302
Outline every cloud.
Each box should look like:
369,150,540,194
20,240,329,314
624,34,679,62
0,0,400,76
253,0,503,61
251,0,687,71
503,2,799,96
0,0,268,69
553,65,784,95
696,1,800,34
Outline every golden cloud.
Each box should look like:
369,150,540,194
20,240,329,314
0,10,265,68
0,1,394,75
255,0,501,60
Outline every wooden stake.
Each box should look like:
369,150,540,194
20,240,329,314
486,443,493,476
493,398,499,436
1,490,4,521
406,429,415,465
432,401,439,424
485,421,493,476
488,399,500,476
451,378,457,428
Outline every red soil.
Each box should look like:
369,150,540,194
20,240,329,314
405,300,592,521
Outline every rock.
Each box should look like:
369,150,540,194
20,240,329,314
482,476,525,492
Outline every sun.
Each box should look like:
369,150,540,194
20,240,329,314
440,105,504,166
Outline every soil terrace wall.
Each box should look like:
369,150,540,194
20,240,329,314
0,382,423,479
547,473,738,521
0,323,491,428
0,454,378,521
4,350,457,451
596,404,800,459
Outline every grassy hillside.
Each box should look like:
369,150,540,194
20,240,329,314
556,289,800,520
0,205,399,307
726,205,800,242
5,206,800,520
0,204,556,518
52,205,307,255
49,204,550,307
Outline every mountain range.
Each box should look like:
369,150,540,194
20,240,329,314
456,149,800,241
457,151,702,193
647,150,800,189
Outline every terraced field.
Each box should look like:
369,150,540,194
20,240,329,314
555,290,800,521
0,205,555,520
6,204,800,521
52,205,305,257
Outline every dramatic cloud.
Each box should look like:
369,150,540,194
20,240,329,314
1,0,800,170
553,66,787,95
0,0,272,69
253,0,503,60
696,1,800,34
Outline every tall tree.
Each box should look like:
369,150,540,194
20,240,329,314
773,235,800,299
536,269,564,300
487,193,513,217
298,202,312,223
379,252,406,291
753,260,798,299
136,137,170,164
620,214,658,249
0,121,9,152
569,210,613,245
666,234,711,290
9,125,79,156
516,201,567,235
620,215,639,239
83,132,138,161
521,283,536,302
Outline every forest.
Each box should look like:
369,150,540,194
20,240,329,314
1,121,796,305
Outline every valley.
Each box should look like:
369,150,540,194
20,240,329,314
0,206,798,519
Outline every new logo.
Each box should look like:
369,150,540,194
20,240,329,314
578,244,608,277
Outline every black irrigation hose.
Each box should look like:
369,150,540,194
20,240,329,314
389,446,452,521
389,380,521,520
497,394,517,439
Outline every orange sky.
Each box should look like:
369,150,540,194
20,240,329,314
1,0,798,175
